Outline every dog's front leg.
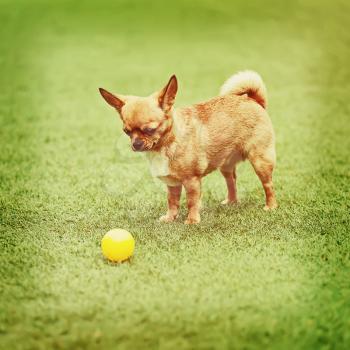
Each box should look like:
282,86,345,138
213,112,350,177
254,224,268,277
159,185,182,222
183,177,201,224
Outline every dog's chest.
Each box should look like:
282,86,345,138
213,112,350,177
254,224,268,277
145,151,179,186
146,151,170,178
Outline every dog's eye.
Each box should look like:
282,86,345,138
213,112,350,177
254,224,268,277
123,128,131,136
143,127,156,136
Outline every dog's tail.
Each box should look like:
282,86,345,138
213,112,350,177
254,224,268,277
220,70,267,109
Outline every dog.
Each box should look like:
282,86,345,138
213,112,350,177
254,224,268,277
99,71,277,224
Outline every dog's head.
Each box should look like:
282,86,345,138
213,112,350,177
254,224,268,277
99,75,177,152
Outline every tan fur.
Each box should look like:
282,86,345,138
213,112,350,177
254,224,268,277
99,71,277,224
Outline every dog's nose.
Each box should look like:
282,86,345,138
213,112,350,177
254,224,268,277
132,138,144,151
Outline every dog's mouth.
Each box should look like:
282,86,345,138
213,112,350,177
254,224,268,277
131,141,157,152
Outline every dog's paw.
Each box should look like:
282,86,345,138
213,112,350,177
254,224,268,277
263,203,278,211
221,198,238,205
159,214,177,223
184,216,200,225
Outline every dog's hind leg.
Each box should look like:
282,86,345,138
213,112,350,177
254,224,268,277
248,148,277,210
220,167,238,205
220,153,240,205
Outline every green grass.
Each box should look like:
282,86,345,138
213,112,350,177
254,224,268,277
1,0,349,349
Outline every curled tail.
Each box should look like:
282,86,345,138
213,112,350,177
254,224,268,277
220,70,267,109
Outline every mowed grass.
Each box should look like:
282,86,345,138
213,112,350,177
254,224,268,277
0,0,349,349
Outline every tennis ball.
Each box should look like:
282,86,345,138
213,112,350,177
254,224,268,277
101,228,135,262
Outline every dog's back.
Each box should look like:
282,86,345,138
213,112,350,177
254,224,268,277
174,71,274,173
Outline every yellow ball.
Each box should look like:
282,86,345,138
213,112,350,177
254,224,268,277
101,228,135,262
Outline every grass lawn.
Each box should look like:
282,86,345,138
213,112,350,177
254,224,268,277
1,0,349,349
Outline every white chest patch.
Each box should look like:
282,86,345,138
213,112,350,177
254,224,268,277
145,151,170,178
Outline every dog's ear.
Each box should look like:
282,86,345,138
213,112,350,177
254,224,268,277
99,88,125,113
158,75,178,113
